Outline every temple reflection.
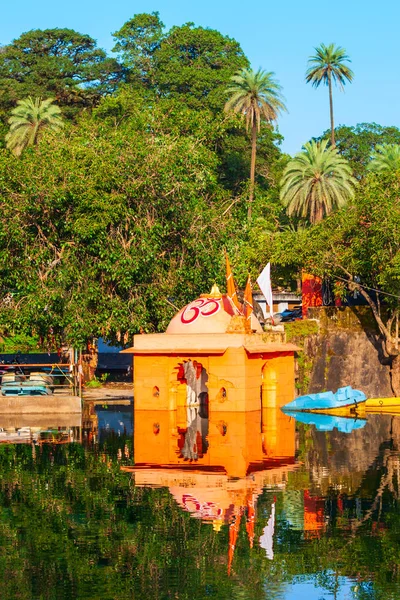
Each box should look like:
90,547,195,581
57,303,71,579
123,405,306,573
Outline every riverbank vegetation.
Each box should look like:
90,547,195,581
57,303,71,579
1,11,400,366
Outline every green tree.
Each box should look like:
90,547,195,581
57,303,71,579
314,123,400,179
112,12,164,87
153,23,248,112
224,68,286,220
5,97,63,156
273,171,400,394
0,95,236,347
280,139,356,223
368,143,400,173
0,28,123,121
306,44,354,147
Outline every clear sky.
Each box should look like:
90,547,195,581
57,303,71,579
2,0,399,155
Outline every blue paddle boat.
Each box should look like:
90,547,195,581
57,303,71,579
1,373,53,396
283,411,367,433
282,386,366,415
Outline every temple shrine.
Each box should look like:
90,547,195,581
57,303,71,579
123,283,299,416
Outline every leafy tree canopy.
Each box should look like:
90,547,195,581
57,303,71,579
368,143,400,173
314,123,400,178
0,95,245,347
112,12,164,87
0,28,124,121
155,21,249,111
269,171,400,391
280,139,356,223
112,15,249,112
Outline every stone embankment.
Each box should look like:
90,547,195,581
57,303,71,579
286,307,393,397
83,383,133,404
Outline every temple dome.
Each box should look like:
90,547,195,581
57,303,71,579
166,285,262,334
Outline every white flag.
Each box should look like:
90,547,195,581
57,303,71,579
259,501,275,560
257,263,273,316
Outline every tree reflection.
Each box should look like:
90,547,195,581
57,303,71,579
0,415,398,598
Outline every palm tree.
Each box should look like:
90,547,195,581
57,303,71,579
5,97,64,156
224,68,286,220
305,44,354,148
368,144,400,173
280,139,357,224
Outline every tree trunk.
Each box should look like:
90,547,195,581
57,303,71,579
328,72,335,148
390,355,400,396
248,122,257,221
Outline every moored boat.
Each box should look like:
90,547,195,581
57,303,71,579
281,386,366,415
1,373,53,396
365,397,400,412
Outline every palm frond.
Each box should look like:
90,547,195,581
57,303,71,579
224,67,286,131
6,97,64,156
368,144,400,173
305,43,354,90
280,140,357,223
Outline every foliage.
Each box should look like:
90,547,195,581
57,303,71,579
5,97,63,156
271,170,400,383
0,16,283,347
306,43,354,90
153,23,248,112
0,28,123,122
224,68,286,132
284,319,319,341
306,43,353,146
314,123,400,179
368,143,400,173
224,68,286,220
280,139,357,223
112,12,164,87
0,332,40,352
0,93,263,346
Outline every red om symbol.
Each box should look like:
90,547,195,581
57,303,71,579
180,298,220,324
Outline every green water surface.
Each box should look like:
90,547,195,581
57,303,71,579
0,407,399,600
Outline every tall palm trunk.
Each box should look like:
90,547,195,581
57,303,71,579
328,71,335,148
248,121,257,221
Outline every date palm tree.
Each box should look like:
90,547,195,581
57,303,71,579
5,97,64,156
368,144,400,173
306,44,353,148
280,139,357,224
225,68,286,220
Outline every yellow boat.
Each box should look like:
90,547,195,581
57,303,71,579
365,397,400,413
308,404,366,417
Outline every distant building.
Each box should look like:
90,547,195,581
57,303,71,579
253,291,301,318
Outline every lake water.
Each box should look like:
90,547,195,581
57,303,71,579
0,403,399,599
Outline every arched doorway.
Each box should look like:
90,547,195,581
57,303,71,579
261,362,278,456
175,360,209,461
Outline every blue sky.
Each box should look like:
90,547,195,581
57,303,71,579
2,0,399,155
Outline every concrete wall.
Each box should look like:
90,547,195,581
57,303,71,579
0,395,81,414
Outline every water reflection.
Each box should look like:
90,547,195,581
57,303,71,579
125,404,400,598
0,402,400,598
284,411,367,432
0,414,82,445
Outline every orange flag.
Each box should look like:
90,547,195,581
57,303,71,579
243,275,253,321
246,496,255,549
224,251,241,312
228,509,243,575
